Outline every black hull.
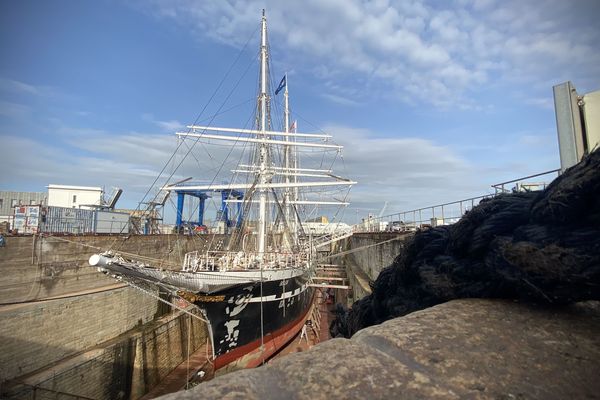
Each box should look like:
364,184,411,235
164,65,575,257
197,270,314,366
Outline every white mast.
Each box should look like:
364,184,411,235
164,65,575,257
292,119,300,230
283,74,294,246
257,10,269,256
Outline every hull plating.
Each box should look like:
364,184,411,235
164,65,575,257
198,269,314,368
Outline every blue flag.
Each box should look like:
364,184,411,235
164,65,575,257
275,75,286,95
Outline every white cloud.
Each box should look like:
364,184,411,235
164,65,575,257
0,115,266,208
0,115,561,224
322,125,488,214
0,123,189,210
519,135,545,146
524,97,554,110
2,1,589,221
141,113,183,132
0,78,57,98
0,101,30,118
0,78,39,95
320,93,360,107
0,120,489,221
137,0,600,109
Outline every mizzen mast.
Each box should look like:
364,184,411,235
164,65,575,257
283,75,295,247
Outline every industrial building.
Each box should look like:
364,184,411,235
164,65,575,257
0,184,129,234
553,82,600,171
47,184,104,209
0,191,47,229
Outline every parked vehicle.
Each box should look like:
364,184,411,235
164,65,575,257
387,220,417,232
387,221,404,232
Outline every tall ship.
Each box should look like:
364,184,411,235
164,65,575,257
89,11,355,372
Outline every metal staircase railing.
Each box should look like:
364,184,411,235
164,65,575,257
303,228,354,252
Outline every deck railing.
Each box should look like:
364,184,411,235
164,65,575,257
183,250,310,272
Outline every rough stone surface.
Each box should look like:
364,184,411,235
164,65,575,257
159,299,600,400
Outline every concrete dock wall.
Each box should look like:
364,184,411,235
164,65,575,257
0,286,160,383
0,234,218,399
0,234,227,303
343,233,411,281
7,310,208,400
338,232,412,302
1,231,410,398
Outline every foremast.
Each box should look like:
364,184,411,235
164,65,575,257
257,10,269,257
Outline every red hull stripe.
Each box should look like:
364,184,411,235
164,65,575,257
214,293,315,370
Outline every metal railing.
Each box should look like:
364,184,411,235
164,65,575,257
354,168,562,233
305,227,354,250
354,194,492,233
491,168,560,194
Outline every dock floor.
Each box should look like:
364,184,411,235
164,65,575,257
269,290,335,360
139,344,214,399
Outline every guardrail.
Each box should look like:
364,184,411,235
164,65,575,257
353,168,561,233
353,194,492,233
491,169,560,194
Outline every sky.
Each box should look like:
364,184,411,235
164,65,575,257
1,0,599,224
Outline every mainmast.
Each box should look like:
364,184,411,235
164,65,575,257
257,10,269,256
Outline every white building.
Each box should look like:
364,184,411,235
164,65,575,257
553,82,600,171
303,221,351,235
47,184,103,209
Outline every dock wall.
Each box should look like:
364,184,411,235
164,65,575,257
0,286,159,383
7,310,208,400
338,232,412,302
0,234,218,399
0,234,228,303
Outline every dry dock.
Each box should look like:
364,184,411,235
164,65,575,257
3,232,598,399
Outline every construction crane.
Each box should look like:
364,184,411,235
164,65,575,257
378,201,388,218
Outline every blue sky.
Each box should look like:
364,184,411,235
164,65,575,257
1,0,599,222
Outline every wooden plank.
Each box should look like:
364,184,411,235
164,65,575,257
312,277,347,281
